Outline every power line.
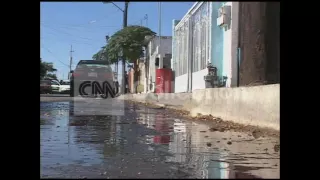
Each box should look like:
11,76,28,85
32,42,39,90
41,22,121,31
41,24,98,41
40,8,121,28
41,30,97,47
41,23,120,49
41,31,106,66
41,46,70,67
42,36,96,47
128,14,149,26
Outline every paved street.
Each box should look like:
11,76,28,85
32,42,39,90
40,95,280,178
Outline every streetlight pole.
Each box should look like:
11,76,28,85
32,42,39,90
103,1,128,94
158,2,162,69
122,2,128,94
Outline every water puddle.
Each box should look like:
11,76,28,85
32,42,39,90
40,101,279,178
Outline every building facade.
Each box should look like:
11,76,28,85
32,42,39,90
128,60,146,93
144,36,172,93
172,2,240,92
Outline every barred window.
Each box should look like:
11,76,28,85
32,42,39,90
192,2,209,72
174,22,188,77
173,2,210,76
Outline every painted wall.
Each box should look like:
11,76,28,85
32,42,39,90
128,68,134,93
222,2,239,88
173,2,239,92
191,69,207,91
147,36,172,93
174,2,211,93
137,62,145,93
175,74,188,93
211,2,226,78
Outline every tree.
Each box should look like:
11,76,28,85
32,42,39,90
40,58,58,80
40,58,46,79
46,73,57,79
43,62,57,72
103,25,156,90
92,46,109,61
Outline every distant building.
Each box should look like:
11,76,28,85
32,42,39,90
144,36,172,93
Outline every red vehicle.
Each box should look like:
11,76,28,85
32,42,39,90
40,80,52,94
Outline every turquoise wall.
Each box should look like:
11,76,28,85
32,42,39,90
211,2,226,77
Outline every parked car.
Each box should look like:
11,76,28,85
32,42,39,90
59,80,70,94
70,60,117,98
50,80,61,93
40,80,52,94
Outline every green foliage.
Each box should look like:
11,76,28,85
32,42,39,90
40,58,46,79
104,26,156,63
92,46,109,62
46,73,57,79
40,58,57,79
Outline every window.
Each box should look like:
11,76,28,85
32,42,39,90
174,21,189,77
51,81,60,85
173,2,209,77
191,2,209,72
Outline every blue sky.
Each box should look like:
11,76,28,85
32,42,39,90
40,2,194,81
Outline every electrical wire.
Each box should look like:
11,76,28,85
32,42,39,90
41,24,99,41
40,8,121,28
41,30,97,47
41,46,70,67
42,37,98,50
41,24,120,34
128,15,148,26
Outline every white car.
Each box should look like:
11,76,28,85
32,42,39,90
50,80,61,93
50,80,70,93
59,80,70,93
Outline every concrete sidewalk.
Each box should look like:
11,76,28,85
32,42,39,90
118,84,280,130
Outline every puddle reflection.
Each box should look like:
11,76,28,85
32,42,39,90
136,107,266,179
41,102,276,178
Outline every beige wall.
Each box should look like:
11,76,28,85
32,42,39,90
191,84,279,130
120,84,279,130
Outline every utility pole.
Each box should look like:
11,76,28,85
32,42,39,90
158,2,162,69
145,14,148,27
121,2,128,94
103,1,128,94
69,45,74,79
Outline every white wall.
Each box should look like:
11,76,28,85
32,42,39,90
150,36,172,56
191,69,207,91
174,74,188,93
223,2,239,87
223,22,232,87
174,69,208,93
149,51,157,92
147,36,172,93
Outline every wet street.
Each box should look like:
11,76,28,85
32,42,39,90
40,96,280,179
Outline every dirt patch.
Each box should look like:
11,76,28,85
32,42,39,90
126,100,279,138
